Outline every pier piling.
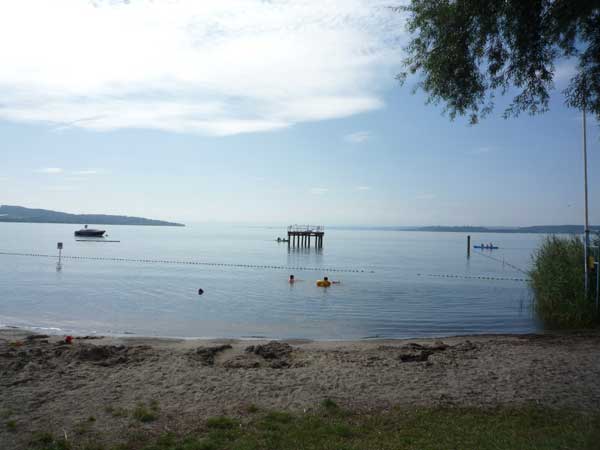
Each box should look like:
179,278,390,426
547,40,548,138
287,225,324,249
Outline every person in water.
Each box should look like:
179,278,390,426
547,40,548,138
289,274,295,283
316,276,340,287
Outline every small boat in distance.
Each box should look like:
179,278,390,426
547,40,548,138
74,225,106,237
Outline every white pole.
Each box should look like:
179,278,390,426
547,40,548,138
583,103,590,296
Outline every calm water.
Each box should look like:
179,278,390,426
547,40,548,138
0,223,542,340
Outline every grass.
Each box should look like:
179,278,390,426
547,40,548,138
320,398,340,412
23,405,600,450
105,405,128,418
529,235,599,328
206,416,239,430
73,416,96,435
6,419,17,431
132,401,159,423
244,404,259,414
28,431,71,450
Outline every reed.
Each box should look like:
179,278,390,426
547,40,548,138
529,235,599,328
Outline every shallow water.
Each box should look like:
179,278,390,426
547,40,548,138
0,223,542,339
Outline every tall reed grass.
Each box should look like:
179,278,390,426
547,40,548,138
529,235,599,328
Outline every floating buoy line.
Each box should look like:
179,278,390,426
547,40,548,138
0,251,530,281
418,273,528,282
0,251,372,274
472,249,528,274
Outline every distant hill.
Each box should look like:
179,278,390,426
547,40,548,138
406,225,599,234
0,205,184,227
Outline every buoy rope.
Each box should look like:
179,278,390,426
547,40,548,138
471,250,528,274
418,273,528,282
0,251,372,274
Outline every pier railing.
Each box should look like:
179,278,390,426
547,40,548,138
287,225,324,233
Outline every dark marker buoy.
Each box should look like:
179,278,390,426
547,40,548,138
198,289,204,295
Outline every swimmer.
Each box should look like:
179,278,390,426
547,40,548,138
316,276,340,287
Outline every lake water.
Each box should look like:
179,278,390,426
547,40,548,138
0,223,542,340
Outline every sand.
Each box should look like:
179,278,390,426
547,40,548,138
1,328,600,449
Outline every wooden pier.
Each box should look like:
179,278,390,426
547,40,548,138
287,225,324,249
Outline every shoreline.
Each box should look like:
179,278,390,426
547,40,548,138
2,328,600,449
0,324,545,343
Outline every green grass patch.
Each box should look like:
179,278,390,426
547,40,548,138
105,405,128,418
24,406,600,450
28,431,72,450
206,416,239,430
132,402,159,423
5,419,17,431
73,416,97,435
244,404,259,414
139,406,599,450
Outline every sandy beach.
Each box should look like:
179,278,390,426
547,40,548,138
2,328,600,449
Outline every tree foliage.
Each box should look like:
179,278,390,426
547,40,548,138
398,0,600,123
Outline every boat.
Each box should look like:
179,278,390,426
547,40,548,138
74,225,105,237
473,245,499,250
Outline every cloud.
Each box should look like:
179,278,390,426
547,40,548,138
0,0,405,136
344,131,371,144
72,169,102,175
310,187,329,195
36,168,63,174
355,185,371,191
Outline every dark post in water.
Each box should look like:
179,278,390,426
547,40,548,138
467,235,471,258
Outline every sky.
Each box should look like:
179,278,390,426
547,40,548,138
0,0,598,226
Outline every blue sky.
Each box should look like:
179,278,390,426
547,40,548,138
0,0,598,226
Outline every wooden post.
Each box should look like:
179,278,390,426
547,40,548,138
467,235,471,258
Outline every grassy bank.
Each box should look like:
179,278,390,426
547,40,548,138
23,402,600,450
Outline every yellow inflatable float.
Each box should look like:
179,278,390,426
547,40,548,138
316,278,331,287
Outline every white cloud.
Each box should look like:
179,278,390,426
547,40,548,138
310,187,329,195
344,131,371,144
36,168,63,174
0,0,405,136
72,169,102,175
355,185,371,191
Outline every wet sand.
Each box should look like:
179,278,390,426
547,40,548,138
1,328,600,449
